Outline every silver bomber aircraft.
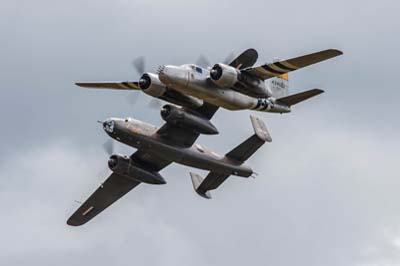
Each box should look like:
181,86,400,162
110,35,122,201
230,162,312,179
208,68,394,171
67,103,271,226
76,48,342,113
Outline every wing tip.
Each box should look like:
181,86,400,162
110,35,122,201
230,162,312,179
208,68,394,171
75,82,86,88
313,88,325,94
327,48,344,56
66,217,85,226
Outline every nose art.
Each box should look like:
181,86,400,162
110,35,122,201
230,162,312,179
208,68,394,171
157,65,166,75
157,65,171,84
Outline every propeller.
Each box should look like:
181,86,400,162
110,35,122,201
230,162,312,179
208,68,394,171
148,98,163,110
132,56,146,75
126,56,163,109
102,139,114,156
223,52,236,65
196,51,236,69
196,55,211,68
95,138,116,181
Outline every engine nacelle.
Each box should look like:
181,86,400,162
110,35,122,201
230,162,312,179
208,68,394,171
108,154,166,184
210,63,239,88
138,73,166,97
161,104,218,135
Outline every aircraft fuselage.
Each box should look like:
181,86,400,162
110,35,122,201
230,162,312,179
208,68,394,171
103,118,253,177
158,64,291,113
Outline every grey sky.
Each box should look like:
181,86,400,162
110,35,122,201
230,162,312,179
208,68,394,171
1,0,399,265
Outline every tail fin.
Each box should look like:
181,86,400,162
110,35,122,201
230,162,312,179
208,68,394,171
268,73,289,98
277,88,324,106
226,115,271,162
190,173,212,199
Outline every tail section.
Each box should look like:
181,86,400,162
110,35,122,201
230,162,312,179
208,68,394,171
277,88,324,106
190,173,212,199
190,115,271,199
225,115,271,162
268,73,289,98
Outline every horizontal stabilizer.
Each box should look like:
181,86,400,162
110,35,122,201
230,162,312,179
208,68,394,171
75,81,139,90
277,89,324,106
190,172,211,199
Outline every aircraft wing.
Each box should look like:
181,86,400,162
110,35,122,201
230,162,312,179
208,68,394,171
228,48,259,69
67,149,173,226
67,173,141,226
75,81,140,90
157,102,219,147
243,49,343,80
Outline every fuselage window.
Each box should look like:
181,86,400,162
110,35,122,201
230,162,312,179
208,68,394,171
195,67,203,74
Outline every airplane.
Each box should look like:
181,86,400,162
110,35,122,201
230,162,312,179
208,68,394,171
76,48,342,114
67,103,271,226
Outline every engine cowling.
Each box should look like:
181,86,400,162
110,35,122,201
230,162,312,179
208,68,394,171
108,154,166,184
138,73,166,97
210,63,239,88
161,104,218,135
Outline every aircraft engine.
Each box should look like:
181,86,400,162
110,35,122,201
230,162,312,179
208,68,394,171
210,63,239,88
161,104,218,135
108,154,166,184
138,73,166,97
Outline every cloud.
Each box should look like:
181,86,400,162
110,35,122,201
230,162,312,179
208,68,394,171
1,0,399,265
0,114,398,265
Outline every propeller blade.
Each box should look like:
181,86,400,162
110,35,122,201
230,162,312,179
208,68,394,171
102,139,114,156
126,92,140,106
96,166,111,180
196,55,211,68
148,98,163,110
132,56,146,75
223,52,236,65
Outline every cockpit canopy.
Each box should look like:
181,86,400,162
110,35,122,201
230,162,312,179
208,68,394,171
182,64,204,74
103,119,114,133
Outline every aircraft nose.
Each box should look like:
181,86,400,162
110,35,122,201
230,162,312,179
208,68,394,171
103,119,115,133
157,65,166,75
158,65,171,84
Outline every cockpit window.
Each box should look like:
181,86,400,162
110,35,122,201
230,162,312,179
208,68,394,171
195,67,203,74
103,120,114,133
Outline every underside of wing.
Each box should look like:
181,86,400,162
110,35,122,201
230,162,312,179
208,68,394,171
75,81,140,90
244,49,343,80
67,173,140,226
156,102,219,147
131,149,173,172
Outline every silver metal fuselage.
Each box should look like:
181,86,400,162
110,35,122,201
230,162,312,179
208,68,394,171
104,118,253,177
158,64,291,113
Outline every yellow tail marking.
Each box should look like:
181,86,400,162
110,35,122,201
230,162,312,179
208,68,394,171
278,73,288,81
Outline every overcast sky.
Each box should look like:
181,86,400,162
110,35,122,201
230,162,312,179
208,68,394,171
1,0,399,265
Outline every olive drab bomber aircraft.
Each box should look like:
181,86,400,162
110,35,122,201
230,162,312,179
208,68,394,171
76,48,343,113
68,103,272,226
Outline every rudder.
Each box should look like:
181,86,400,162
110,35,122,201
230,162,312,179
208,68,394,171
268,73,289,98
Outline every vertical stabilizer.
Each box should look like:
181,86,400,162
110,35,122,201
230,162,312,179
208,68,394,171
268,73,289,98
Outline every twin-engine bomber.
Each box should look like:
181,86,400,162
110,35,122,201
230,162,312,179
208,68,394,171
69,48,343,226
67,103,271,226
76,48,342,113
